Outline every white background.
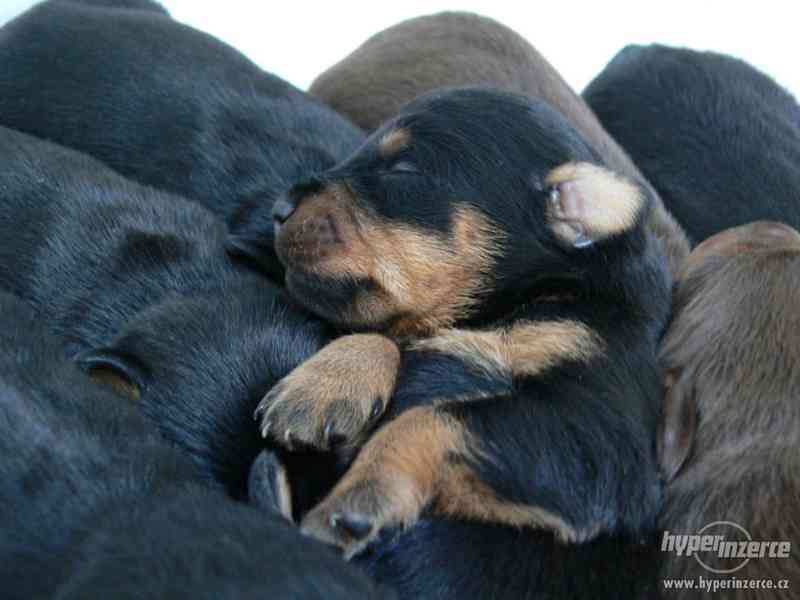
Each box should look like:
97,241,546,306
1,1,798,97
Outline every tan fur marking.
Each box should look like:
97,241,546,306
339,406,466,519
545,162,643,242
300,407,468,556
435,465,599,543
257,334,400,450
89,368,141,401
412,320,602,380
378,128,411,156
290,187,504,334
301,404,601,556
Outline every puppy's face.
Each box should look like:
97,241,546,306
272,88,640,335
658,221,800,480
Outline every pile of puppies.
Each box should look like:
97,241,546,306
1,2,797,599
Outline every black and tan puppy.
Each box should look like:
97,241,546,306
0,124,335,500
656,221,800,597
0,292,387,600
255,87,672,558
584,45,800,245
0,0,364,277
309,11,689,276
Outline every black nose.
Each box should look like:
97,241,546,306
274,176,326,226
272,197,296,225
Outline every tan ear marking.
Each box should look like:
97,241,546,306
545,162,644,247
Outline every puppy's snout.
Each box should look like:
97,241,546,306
274,176,327,228
274,181,355,270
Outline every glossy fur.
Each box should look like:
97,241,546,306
656,222,800,598
584,45,800,245
264,88,672,596
0,292,388,600
0,125,334,498
0,0,364,277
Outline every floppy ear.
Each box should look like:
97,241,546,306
656,369,698,482
248,449,293,521
78,349,146,402
544,162,646,248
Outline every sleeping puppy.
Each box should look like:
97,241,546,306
308,11,689,276
0,0,364,277
0,125,335,500
255,88,672,558
0,292,388,600
656,221,800,596
584,45,800,245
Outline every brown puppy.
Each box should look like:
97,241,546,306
309,11,689,276
657,221,800,596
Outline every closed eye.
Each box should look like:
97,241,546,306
387,160,420,175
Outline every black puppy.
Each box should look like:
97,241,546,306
0,291,387,600
0,0,364,276
584,45,800,244
0,125,333,500
253,88,672,562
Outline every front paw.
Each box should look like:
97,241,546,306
254,334,400,451
255,373,385,451
300,476,412,559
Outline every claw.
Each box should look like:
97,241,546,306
284,428,294,451
549,186,560,207
331,513,373,541
573,230,594,249
369,398,383,421
261,420,272,439
253,401,267,421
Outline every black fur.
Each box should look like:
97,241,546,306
0,291,388,600
52,0,170,14
360,519,658,599
351,342,662,599
0,125,335,499
0,0,364,277
583,44,800,244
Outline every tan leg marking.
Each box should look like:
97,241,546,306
412,320,602,381
300,405,600,558
255,334,400,451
